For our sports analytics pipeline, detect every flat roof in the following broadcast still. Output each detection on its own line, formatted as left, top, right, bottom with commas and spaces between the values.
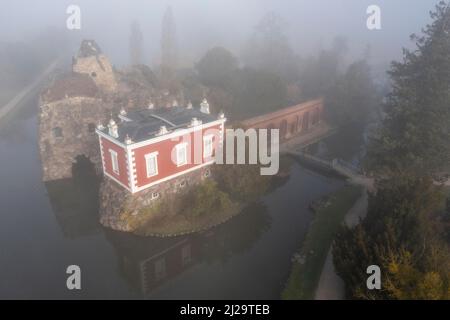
100, 107, 218, 143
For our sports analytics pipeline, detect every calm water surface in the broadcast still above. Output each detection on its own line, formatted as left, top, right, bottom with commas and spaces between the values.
0, 94, 344, 299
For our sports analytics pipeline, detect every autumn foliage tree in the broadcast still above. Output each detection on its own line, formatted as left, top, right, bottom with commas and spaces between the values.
333, 177, 450, 299
333, 1, 450, 300
367, 1, 450, 177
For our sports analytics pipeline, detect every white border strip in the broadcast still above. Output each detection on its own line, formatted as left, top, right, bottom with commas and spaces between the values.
127, 147, 136, 192
104, 170, 132, 192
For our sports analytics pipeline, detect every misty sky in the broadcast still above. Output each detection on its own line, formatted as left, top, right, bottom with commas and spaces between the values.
0, 0, 441, 68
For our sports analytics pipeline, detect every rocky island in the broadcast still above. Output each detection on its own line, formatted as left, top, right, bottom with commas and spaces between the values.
38, 40, 286, 236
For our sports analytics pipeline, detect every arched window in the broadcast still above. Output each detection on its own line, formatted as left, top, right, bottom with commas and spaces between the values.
290, 122, 296, 134
302, 112, 310, 132
151, 192, 160, 200
312, 109, 320, 125
280, 120, 288, 139
52, 127, 63, 138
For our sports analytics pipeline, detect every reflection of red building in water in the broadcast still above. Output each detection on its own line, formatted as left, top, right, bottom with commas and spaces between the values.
96, 99, 226, 194
106, 231, 202, 295
137, 237, 198, 294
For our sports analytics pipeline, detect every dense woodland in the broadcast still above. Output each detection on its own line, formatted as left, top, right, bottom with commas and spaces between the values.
128, 9, 380, 126
189, 14, 380, 125
333, 1, 450, 300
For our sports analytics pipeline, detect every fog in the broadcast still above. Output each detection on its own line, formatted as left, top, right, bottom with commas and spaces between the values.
0, 0, 439, 68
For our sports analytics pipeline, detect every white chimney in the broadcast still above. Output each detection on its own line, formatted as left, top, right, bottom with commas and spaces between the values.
108, 118, 119, 138
124, 134, 133, 144
190, 117, 202, 127
156, 125, 169, 136
97, 121, 105, 130
200, 98, 210, 114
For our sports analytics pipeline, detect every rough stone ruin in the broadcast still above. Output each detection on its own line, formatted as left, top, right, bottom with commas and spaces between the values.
39, 40, 117, 181
39, 40, 189, 181
38, 40, 209, 232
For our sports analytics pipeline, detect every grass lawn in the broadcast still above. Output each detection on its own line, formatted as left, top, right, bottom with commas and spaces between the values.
282, 184, 362, 300
132, 202, 242, 237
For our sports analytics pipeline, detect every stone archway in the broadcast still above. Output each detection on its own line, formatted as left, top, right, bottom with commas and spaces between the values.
267, 123, 275, 139
280, 120, 288, 140
44, 154, 101, 238
289, 121, 296, 135
302, 111, 310, 133
312, 108, 320, 125
38, 96, 111, 181
72, 155, 99, 183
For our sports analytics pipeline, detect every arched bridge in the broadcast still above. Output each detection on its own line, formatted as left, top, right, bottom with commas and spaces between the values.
240, 98, 325, 143
240, 98, 338, 151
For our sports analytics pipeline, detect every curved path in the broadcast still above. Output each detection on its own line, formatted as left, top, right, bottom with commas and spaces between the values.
314, 190, 368, 300
0, 59, 59, 121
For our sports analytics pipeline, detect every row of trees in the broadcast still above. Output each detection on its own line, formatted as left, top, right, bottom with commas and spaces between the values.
128, 9, 379, 127
333, 1, 450, 300
129, 7, 177, 68
195, 46, 288, 120
194, 17, 379, 124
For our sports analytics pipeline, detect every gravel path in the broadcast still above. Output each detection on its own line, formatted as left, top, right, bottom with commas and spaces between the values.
314, 189, 368, 300
0, 60, 58, 121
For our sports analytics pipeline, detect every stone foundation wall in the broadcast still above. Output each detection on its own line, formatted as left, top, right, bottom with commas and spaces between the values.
38, 40, 193, 182
99, 166, 212, 231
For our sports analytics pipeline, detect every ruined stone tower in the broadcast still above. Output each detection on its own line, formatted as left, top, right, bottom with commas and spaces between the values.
72, 40, 117, 92
39, 40, 190, 182
39, 40, 117, 181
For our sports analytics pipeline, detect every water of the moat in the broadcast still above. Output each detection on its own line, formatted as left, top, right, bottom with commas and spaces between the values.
0, 93, 359, 299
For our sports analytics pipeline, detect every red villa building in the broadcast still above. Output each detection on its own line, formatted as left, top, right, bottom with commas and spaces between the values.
96, 99, 226, 194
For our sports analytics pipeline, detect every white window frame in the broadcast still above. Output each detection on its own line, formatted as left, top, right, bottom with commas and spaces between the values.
175, 142, 188, 167
109, 149, 119, 174
145, 152, 159, 178
151, 192, 160, 200
203, 134, 214, 158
